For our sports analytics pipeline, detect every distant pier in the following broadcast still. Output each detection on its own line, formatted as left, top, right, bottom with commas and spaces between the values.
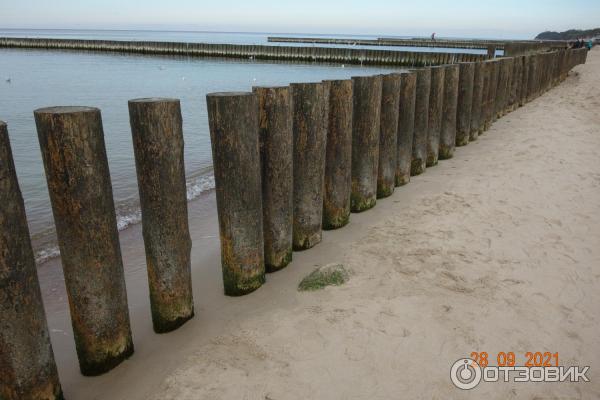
0, 37, 487, 66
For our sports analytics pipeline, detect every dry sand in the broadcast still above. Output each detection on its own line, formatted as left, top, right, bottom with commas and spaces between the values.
42, 47, 600, 399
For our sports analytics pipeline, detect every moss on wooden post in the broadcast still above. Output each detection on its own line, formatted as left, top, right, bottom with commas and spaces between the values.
427, 66, 445, 166
290, 83, 329, 248
411, 68, 431, 175
252, 86, 294, 270
207, 92, 266, 295
351, 75, 382, 211
378, 73, 401, 197
34, 106, 133, 375
439, 64, 459, 159
0, 121, 64, 400
396, 71, 417, 185
456, 62, 474, 147
128, 98, 194, 332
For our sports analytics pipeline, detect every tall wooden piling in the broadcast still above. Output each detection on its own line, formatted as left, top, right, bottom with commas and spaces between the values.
378, 73, 401, 197
351, 75, 382, 211
207, 92, 265, 295
396, 71, 417, 185
34, 107, 133, 375
479, 61, 491, 134
489, 59, 500, 124
470, 61, 485, 141
487, 45, 496, 59
411, 68, 431, 175
252, 86, 294, 269
439, 64, 459, 159
0, 122, 64, 400
456, 62, 474, 146
520, 55, 530, 106
290, 83, 329, 248
427, 66, 445, 166
323, 80, 353, 229
128, 98, 194, 332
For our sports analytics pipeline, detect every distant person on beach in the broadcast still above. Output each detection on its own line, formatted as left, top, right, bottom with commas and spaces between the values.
586, 40, 593, 50
431, 32, 436, 41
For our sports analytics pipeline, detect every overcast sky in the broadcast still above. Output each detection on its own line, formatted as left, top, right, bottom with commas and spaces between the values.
2, 0, 599, 39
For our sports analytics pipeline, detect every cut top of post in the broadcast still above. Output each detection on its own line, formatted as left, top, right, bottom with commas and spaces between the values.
206, 91, 255, 99
128, 97, 180, 104
34, 106, 99, 115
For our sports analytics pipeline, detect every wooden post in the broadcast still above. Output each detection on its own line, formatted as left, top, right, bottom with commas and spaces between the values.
487, 45, 496, 58
479, 61, 491, 134
439, 64, 459, 159
290, 83, 328, 248
0, 121, 64, 400
470, 61, 485, 141
411, 68, 431, 175
323, 80, 353, 229
520, 55, 530, 106
489, 59, 500, 123
252, 86, 294, 269
378, 73, 401, 198
456, 62, 474, 146
34, 106, 133, 375
206, 92, 265, 295
427, 66, 445, 166
351, 75, 382, 211
396, 71, 417, 185
128, 98, 194, 332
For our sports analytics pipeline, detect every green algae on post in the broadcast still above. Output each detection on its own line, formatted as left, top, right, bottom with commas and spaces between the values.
128, 98, 194, 333
207, 92, 266, 296
34, 106, 134, 376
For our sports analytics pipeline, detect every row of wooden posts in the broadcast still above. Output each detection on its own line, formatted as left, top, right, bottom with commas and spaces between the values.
0, 37, 487, 67
0, 46, 588, 399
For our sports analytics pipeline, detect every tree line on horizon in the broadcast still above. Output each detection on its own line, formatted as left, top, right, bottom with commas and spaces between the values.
536, 28, 600, 40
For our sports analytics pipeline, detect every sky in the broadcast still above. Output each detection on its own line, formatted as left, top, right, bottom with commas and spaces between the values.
1, 0, 599, 40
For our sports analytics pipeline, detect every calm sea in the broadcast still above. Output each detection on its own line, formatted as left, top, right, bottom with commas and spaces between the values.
0, 29, 422, 263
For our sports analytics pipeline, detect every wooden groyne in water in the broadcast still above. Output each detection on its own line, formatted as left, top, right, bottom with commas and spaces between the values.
0, 37, 486, 66
0, 45, 588, 398
269, 36, 505, 50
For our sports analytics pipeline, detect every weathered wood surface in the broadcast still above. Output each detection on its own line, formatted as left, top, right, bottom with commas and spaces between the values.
427, 66, 445, 166
411, 68, 431, 175
0, 121, 64, 400
378, 73, 401, 197
439, 64, 459, 159
291, 83, 329, 248
456, 62, 474, 146
128, 98, 194, 332
34, 106, 134, 375
470, 61, 485, 141
323, 80, 353, 229
351, 75, 382, 211
253, 86, 294, 270
207, 92, 266, 295
396, 71, 417, 185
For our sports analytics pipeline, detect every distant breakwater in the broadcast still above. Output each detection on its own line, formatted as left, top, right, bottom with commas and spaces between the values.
0, 37, 487, 67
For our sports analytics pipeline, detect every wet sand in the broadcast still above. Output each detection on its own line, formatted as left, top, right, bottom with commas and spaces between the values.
41, 47, 600, 399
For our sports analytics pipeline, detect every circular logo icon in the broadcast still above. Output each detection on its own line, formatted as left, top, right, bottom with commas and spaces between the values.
450, 358, 482, 390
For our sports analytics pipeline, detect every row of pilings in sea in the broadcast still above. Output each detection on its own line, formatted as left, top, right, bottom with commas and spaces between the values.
0, 47, 588, 399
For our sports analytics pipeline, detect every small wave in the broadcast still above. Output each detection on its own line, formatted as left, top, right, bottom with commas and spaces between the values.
34, 170, 215, 265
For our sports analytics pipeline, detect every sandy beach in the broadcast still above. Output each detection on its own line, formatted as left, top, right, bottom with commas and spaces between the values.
39, 47, 600, 399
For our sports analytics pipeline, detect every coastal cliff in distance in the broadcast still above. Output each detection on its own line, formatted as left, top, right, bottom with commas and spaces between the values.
536, 28, 600, 40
